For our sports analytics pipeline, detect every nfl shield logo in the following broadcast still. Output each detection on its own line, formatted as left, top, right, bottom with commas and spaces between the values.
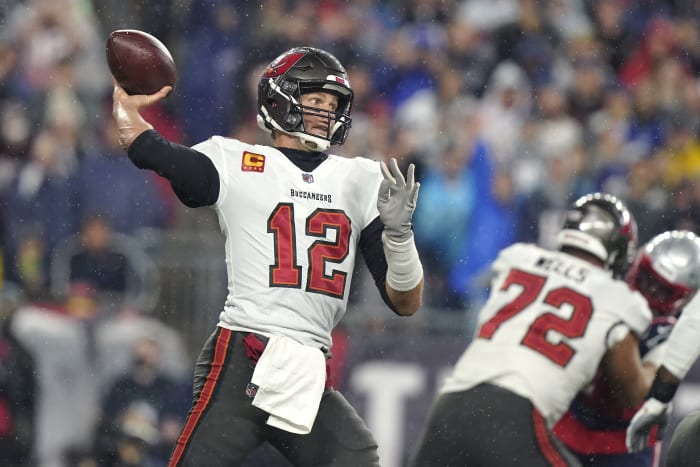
302, 173, 314, 183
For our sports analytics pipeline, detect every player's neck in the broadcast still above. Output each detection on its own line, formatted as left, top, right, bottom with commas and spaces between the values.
277, 147, 328, 172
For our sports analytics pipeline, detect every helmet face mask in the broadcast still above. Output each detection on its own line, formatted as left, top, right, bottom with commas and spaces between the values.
626, 230, 700, 316
556, 193, 638, 278
257, 47, 353, 151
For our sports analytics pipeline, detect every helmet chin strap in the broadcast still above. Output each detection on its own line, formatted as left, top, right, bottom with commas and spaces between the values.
298, 134, 330, 151
296, 120, 343, 152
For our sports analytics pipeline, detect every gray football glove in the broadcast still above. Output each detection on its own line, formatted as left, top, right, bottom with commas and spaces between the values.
626, 398, 671, 453
377, 158, 420, 242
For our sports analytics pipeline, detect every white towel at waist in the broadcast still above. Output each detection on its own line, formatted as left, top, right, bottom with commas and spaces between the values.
251, 334, 326, 434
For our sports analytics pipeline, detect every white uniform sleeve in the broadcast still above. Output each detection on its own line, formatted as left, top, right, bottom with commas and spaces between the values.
642, 341, 668, 367
606, 322, 632, 349
603, 285, 651, 349
491, 243, 521, 275
661, 293, 700, 379
358, 158, 383, 229
620, 289, 653, 337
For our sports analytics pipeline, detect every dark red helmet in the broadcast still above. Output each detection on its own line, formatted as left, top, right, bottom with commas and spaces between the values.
257, 46, 353, 151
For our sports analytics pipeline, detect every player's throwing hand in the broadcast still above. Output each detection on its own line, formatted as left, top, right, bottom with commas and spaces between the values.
112, 81, 172, 150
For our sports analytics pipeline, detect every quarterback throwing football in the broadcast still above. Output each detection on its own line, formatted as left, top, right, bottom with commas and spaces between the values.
111, 46, 423, 467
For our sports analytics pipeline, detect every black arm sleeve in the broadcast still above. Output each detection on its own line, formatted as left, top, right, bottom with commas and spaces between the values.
127, 129, 220, 207
359, 216, 399, 314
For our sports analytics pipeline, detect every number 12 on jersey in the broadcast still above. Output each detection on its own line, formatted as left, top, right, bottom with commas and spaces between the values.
478, 269, 593, 367
267, 203, 351, 299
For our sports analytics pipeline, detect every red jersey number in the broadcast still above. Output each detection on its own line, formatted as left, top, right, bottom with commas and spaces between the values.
268, 203, 351, 299
478, 269, 593, 367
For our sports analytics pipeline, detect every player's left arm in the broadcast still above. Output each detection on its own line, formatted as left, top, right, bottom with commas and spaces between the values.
376, 158, 423, 316
601, 330, 657, 409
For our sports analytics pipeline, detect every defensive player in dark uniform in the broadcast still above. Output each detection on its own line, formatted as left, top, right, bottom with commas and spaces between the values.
111, 47, 424, 466
554, 230, 700, 466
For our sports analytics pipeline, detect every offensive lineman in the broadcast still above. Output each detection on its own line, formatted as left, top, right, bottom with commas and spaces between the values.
555, 230, 700, 466
409, 193, 657, 467
110, 46, 424, 466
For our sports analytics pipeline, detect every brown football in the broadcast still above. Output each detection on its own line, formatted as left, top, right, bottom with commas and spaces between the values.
106, 29, 177, 96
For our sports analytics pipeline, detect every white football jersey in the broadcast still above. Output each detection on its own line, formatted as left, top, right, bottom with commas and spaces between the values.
441, 243, 652, 427
192, 136, 383, 349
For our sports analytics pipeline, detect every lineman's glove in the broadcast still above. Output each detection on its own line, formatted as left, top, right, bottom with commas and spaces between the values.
377, 158, 420, 241
626, 398, 671, 453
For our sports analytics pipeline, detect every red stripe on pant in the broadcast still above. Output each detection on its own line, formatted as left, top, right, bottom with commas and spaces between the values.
532, 408, 568, 467
554, 410, 659, 454
168, 328, 232, 466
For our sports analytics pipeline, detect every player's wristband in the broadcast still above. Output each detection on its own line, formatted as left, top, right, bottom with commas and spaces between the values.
382, 232, 423, 292
647, 376, 679, 404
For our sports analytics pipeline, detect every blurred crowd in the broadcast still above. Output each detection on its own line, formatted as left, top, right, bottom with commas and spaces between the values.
2, 0, 700, 465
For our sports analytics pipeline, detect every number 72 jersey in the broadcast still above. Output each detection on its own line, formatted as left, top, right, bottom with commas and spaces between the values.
192, 136, 383, 350
441, 243, 652, 427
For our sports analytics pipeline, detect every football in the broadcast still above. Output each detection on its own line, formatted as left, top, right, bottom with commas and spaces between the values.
106, 29, 177, 96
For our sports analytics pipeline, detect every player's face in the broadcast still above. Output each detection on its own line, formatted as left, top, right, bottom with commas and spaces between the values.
300, 92, 339, 139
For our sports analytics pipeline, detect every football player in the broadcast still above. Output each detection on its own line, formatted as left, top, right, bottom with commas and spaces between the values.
627, 264, 700, 463
554, 230, 700, 466
111, 46, 424, 466
409, 193, 658, 467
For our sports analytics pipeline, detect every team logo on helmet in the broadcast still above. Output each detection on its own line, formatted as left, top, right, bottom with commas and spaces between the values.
262, 52, 305, 78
